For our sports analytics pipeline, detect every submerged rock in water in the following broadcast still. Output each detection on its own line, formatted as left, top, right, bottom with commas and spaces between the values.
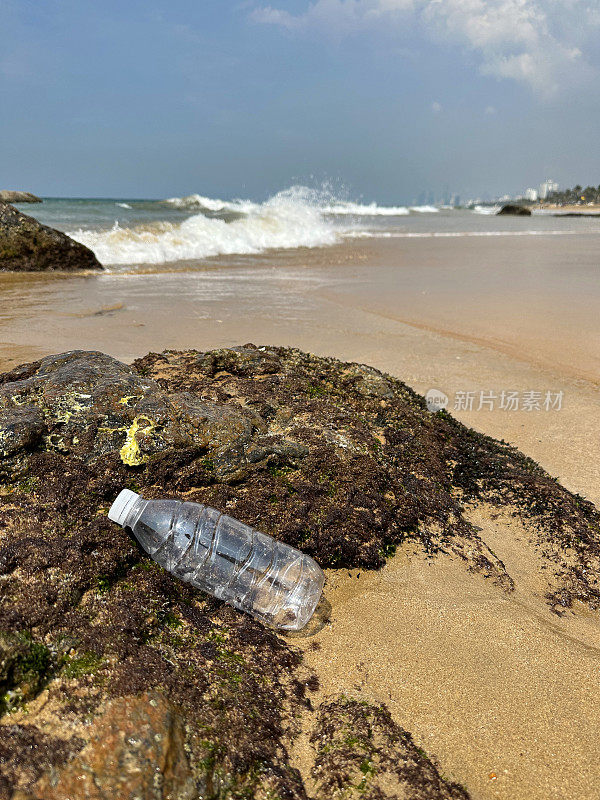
0, 202, 102, 271
497, 203, 532, 216
0, 191, 41, 204
1, 344, 599, 797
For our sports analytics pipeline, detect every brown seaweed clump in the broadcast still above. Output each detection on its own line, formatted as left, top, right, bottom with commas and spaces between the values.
311, 696, 469, 800
0, 344, 598, 797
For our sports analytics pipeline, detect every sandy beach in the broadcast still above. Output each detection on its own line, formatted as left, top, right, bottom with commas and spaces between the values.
292, 505, 600, 800
1, 229, 599, 799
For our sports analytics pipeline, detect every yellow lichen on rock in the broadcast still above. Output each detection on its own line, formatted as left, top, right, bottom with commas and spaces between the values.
118, 395, 142, 407
119, 415, 155, 466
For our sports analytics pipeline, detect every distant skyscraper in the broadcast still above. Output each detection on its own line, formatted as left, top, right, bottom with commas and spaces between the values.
539, 179, 558, 199
525, 188, 539, 201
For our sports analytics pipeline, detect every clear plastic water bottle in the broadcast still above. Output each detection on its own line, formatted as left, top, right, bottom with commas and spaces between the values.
108, 490, 325, 631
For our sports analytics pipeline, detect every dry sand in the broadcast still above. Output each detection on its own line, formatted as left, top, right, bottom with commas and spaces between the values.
291, 507, 600, 800
1, 235, 599, 798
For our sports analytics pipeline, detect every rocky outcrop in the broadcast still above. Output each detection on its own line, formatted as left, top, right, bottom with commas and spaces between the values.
0, 345, 599, 797
497, 204, 532, 216
0, 191, 41, 204
0, 202, 102, 271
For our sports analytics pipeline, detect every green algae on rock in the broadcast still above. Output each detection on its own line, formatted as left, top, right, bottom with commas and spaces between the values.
0, 632, 53, 714
0, 202, 101, 271
1, 344, 600, 798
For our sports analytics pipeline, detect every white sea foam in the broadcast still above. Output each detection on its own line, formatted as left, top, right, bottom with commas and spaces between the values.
320, 200, 410, 216
165, 191, 412, 217
329, 202, 440, 215
69, 188, 339, 265
68, 186, 575, 268
163, 188, 442, 218
163, 193, 258, 214
471, 204, 501, 215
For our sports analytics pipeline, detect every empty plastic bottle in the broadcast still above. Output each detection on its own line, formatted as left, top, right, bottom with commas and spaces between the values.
108, 490, 325, 631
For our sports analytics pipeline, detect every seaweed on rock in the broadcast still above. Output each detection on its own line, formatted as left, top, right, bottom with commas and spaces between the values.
0, 344, 598, 797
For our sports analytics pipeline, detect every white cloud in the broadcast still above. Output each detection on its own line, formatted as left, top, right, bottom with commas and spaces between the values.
431, 101, 443, 112
251, 0, 600, 95
252, 0, 414, 34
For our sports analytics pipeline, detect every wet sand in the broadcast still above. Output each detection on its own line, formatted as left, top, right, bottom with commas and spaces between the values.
2, 235, 599, 385
1, 235, 598, 504
1, 234, 600, 798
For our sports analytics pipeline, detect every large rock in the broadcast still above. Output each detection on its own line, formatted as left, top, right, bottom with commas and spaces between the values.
497, 203, 532, 216
13, 693, 196, 800
0, 202, 102, 271
0, 345, 599, 797
0, 191, 41, 204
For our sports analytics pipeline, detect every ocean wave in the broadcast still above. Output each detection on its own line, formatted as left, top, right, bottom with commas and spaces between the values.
471, 205, 501, 215
163, 193, 258, 214
69, 188, 339, 265
164, 191, 413, 218
164, 188, 445, 219
115, 202, 132, 209
320, 201, 410, 216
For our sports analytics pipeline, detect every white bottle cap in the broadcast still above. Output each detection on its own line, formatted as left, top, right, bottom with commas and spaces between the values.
108, 489, 140, 527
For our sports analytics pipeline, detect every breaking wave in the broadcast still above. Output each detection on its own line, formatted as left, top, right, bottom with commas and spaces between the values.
409, 204, 439, 213
69, 188, 339, 266
162, 191, 423, 217
162, 193, 258, 215
68, 186, 444, 266
471, 205, 501, 215
320, 200, 410, 216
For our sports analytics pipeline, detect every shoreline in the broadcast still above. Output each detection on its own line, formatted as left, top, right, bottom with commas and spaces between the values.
1, 235, 598, 508
1, 232, 599, 383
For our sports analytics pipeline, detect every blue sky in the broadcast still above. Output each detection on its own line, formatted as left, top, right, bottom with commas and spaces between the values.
1, 0, 599, 202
